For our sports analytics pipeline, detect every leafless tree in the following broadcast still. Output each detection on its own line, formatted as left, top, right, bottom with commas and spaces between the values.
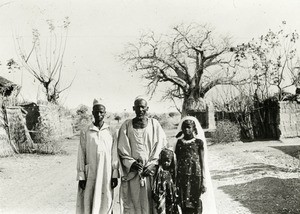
235, 22, 300, 101
15, 17, 73, 104
120, 23, 245, 116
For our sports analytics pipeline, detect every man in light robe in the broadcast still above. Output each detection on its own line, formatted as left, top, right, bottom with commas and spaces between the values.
76, 99, 119, 214
118, 97, 167, 214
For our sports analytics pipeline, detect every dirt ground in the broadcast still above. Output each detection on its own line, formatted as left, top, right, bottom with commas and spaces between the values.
1, 135, 300, 214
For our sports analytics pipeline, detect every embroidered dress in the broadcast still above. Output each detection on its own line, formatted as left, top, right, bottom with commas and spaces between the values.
152, 166, 181, 214
169, 116, 217, 214
175, 138, 204, 214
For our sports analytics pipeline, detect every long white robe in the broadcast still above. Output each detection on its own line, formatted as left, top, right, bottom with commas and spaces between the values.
118, 118, 167, 214
76, 123, 119, 214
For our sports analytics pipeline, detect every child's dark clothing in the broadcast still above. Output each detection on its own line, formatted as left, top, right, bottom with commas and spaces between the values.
175, 138, 204, 214
152, 166, 181, 214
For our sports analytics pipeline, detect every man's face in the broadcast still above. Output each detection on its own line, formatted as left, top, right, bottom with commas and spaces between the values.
133, 99, 148, 119
92, 105, 106, 124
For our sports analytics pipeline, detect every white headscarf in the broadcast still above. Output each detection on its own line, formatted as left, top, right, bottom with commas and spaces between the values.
175, 116, 218, 214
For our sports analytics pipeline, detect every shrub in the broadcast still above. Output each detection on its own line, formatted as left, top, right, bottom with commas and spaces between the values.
74, 105, 92, 132
155, 113, 176, 130
211, 120, 240, 144
168, 112, 176, 118
32, 116, 63, 154
114, 114, 122, 123
34, 140, 65, 155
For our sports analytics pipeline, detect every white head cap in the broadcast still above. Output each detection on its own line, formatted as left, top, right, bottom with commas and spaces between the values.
134, 95, 148, 103
93, 98, 105, 107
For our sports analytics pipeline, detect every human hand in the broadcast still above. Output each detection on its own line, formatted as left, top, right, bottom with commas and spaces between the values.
142, 164, 157, 176
130, 161, 143, 172
111, 178, 118, 189
79, 180, 86, 190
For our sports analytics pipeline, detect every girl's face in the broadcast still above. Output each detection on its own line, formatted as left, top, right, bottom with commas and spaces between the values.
161, 156, 172, 170
182, 120, 194, 138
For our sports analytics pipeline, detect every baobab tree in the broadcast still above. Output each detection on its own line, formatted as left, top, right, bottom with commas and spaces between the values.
121, 23, 244, 116
15, 17, 73, 104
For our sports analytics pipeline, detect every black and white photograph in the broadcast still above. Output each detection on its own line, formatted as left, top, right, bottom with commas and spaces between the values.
1, 0, 300, 213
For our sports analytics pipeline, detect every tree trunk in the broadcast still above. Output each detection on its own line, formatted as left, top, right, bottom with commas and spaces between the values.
181, 96, 189, 117
181, 88, 206, 117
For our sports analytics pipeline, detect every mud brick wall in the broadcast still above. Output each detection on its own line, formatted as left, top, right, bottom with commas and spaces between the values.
279, 101, 300, 138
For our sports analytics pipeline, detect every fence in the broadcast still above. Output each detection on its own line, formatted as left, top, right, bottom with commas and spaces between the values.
279, 101, 300, 138
215, 99, 280, 140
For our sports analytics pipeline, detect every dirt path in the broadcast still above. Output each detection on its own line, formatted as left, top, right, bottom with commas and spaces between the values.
209, 139, 300, 214
0, 138, 78, 214
1, 137, 300, 214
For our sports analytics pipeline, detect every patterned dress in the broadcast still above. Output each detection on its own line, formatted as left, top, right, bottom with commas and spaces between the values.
152, 166, 181, 214
175, 138, 204, 214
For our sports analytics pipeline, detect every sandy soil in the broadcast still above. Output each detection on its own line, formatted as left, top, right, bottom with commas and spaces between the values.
1, 136, 300, 214
210, 139, 300, 214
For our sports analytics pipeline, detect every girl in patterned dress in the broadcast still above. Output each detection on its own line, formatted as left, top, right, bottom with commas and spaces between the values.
173, 116, 217, 214
152, 148, 181, 214
175, 118, 206, 214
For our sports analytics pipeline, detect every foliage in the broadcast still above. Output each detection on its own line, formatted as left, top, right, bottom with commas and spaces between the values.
114, 114, 122, 123
149, 113, 177, 130
74, 104, 91, 132
123, 112, 130, 119
29, 102, 73, 154
213, 23, 300, 140
14, 17, 73, 104
168, 112, 177, 117
76, 105, 89, 115
234, 22, 300, 101
32, 117, 63, 154
6, 58, 20, 71
211, 120, 240, 144
121, 23, 245, 115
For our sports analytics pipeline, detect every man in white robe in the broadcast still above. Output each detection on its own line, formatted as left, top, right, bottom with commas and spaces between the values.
76, 99, 119, 214
118, 97, 167, 214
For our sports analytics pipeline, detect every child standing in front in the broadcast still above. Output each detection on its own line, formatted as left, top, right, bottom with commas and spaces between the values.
152, 148, 181, 214
175, 117, 207, 214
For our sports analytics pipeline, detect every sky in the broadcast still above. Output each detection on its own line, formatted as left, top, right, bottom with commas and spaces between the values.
1, 0, 300, 113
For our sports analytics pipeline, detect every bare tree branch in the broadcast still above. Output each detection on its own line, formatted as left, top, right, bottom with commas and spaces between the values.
120, 23, 244, 115
14, 18, 73, 104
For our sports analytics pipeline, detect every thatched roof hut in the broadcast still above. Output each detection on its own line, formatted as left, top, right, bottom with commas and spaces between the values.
0, 76, 32, 156
0, 108, 16, 156
0, 76, 21, 107
0, 76, 21, 97
6, 107, 35, 153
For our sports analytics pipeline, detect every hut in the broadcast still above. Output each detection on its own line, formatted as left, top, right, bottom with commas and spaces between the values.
0, 76, 21, 156
0, 107, 16, 156
0, 76, 21, 106
0, 76, 34, 156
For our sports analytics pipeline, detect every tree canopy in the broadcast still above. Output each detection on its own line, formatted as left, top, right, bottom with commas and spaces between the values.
121, 23, 244, 115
